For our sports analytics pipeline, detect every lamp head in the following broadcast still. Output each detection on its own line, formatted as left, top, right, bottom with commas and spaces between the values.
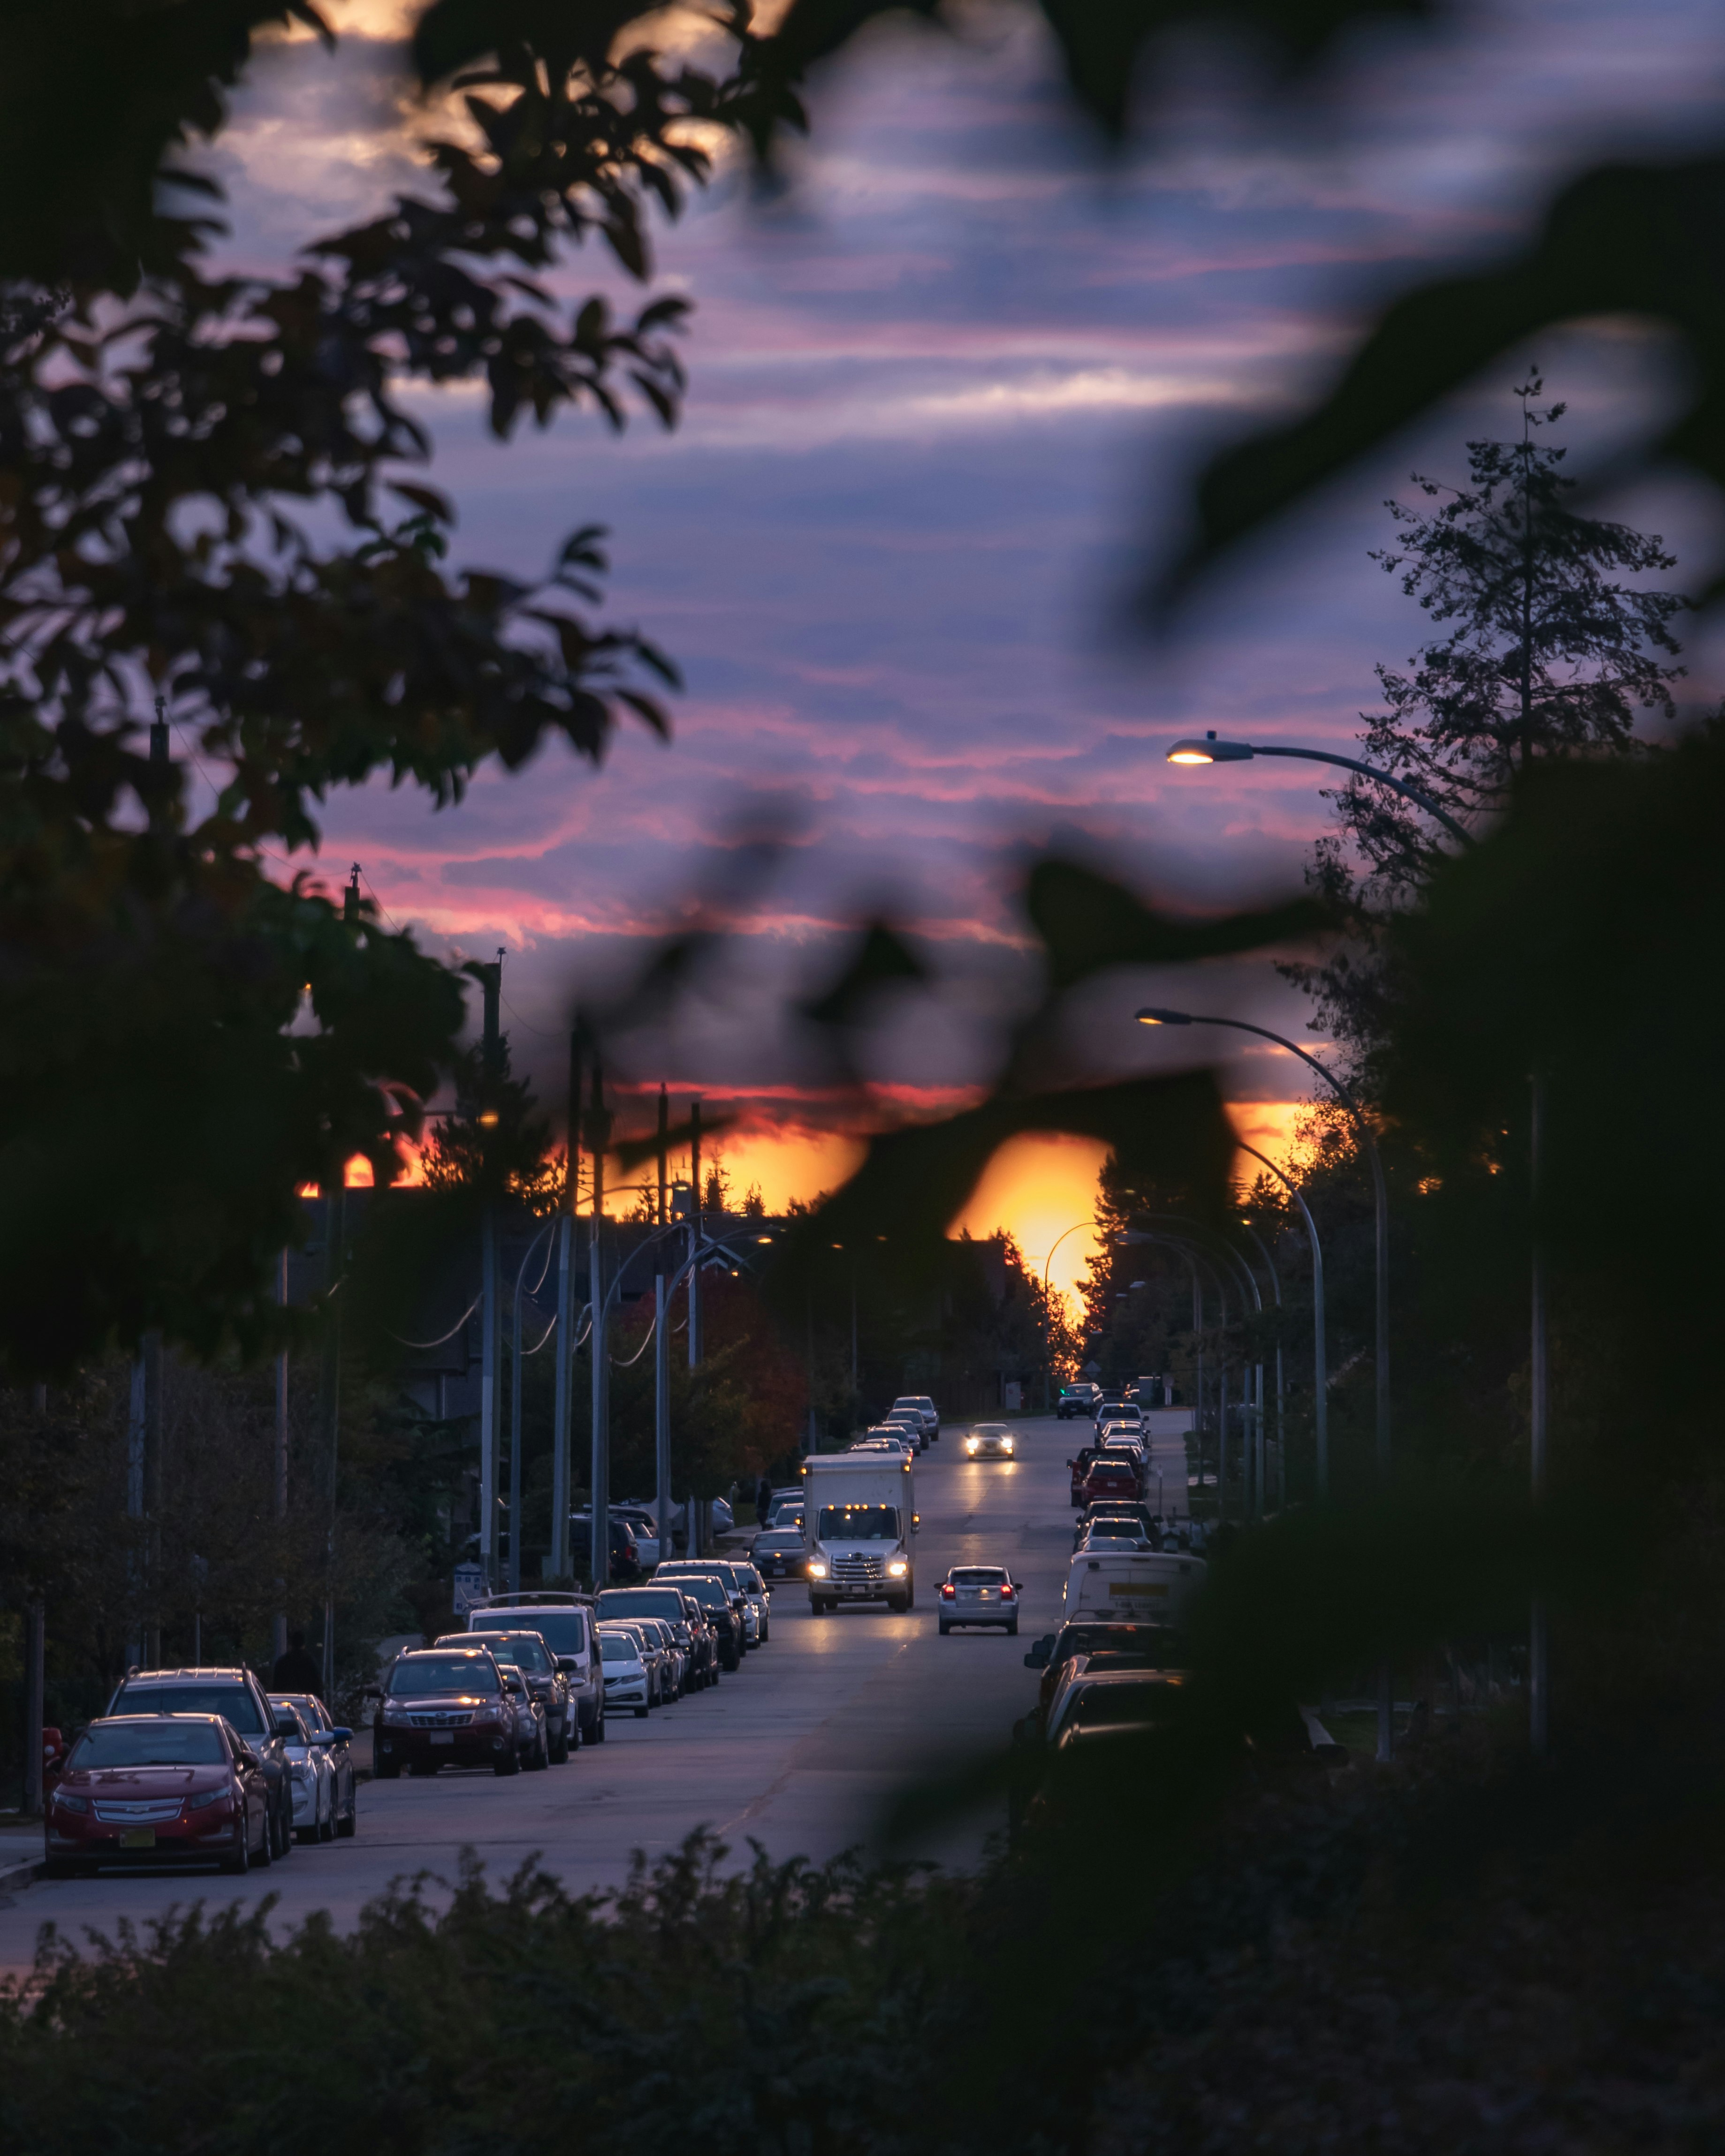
1135, 1007, 1192, 1026
1167, 731, 1254, 766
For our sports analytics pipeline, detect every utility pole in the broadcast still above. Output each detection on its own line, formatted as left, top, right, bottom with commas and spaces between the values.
137, 698, 172, 1669
654, 1086, 671, 1567
315, 867, 363, 1701
1530, 1070, 1549, 1754
478, 953, 503, 1591
273, 1248, 289, 1666
588, 1058, 611, 1587
688, 1097, 703, 1366
550, 1030, 581, 1582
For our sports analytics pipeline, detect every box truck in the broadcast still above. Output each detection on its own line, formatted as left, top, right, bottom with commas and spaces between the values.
801, 1450, 918, 1613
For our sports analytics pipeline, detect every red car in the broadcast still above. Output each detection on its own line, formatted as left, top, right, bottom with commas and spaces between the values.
44, 1713, 273, 1877
1076, 1456, 1143, 1510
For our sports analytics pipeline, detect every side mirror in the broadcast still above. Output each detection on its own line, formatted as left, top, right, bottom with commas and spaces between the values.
328, 1727, 354, 1744
274, 1718, 300, 1739
238, 1744, 260, 1769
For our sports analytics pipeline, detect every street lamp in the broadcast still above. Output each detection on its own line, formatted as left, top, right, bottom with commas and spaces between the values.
1237, 1140, 1329, 1502
1165, 732, 1474, 848
1138, 1004, 1395, 1761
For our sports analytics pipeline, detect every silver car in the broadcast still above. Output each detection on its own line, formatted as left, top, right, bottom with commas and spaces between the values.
937, 1564, 1023, 1635
596, 1624, 652, 1716
964, 1423, 1017, 1461
270, 1697, 337, 1843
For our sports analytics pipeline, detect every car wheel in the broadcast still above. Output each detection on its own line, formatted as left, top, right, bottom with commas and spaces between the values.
549, 1730, 570, 1765
219, 1814, 250, 1875
494, 1745, 522, 1777
336, 1799, 357, 1838
592, 1711, 607, 1743
44, 1856, 91, 1880
410, 1760, 440, 1778
812, 1598, 829, 1617
527, 1727, 550, 1770
633, 1704, 650, 1719
296, 1822, 319, 1845
271, 1799, 291, 1859
373, 1757, 402, 1780
887, 1594, 908, 1614
254, 1804, 273, 1868
1006, 1620, 1019, 1636
938, 1619, 950, 1635
319, 1795, 335, 1840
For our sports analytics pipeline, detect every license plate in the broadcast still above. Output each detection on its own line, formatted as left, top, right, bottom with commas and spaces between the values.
977, 1590, 994, 1600
430, 1732, 455, 1745
120, 1827, 156, 1849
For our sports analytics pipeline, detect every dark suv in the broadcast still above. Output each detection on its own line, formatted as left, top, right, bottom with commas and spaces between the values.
652, 1572, 740, 1671
593, 1587, 714, 1690
374, 1645, 532, 1776
435, 1630, 570, 1762
104, 1666, 294, 1860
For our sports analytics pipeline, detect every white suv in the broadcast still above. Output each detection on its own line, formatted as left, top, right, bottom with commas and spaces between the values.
889, 1395, 940, 1443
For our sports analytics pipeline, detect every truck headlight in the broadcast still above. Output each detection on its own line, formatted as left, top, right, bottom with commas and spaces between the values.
887, 1559, 909, 1577
808, 1561, 828, 1578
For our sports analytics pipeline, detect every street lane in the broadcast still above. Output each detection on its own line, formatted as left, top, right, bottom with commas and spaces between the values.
0, 1414, 1117, 1969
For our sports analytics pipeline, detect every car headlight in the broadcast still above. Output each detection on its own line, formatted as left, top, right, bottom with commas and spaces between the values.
185, 1784, 233, 1813
381, 1699, 409, 1722
1003, 1440, 1015, 1454
808, 1561, 828, 1578
887, 1559, 909, 1577
52, 1789, 89, 1814
965, 1439, 978, 1453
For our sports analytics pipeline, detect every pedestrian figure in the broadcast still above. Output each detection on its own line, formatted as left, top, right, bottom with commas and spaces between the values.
272, 1627, 323, 1699
755, 1474, 772, 1527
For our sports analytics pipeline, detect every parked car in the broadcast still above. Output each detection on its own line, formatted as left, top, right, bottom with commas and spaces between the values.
766, 1486, 805, 1527
1076, 1455, 1144, 1509
881, 1410, 928, 1453
964, 1423, 1017, 1460
658, 1560, 759, 1648
373, 1645, 538, 1777
595, 1587, 711, 1689
1092, 1389, 1126, 1420
569, 1513, 642, 1581
270, 1689, 358, 1835
889, 1394, 941, 1441
1021, 1619, 1184, 1715
435, 1630, 571, 1762
751, 1524, 808, 1581
1047, 1668, 1187, 1745
1071, 1502, 1161, 1550
268, 1695, 337, 1842
44, 1713, 272, 1877
1067, 1444, 1109, 1504
466, 1594, 603, 1746
1075, 1517, 1156, 1554
649, 1570, 741, 1670
105, 1665, 294, 1859
937, 1565, 1023, 1635
612, 1503, 664, 1566
733, 1561, 772, 1643
1056, 1382, 1099, 1420
595, 1623, 653, 1716
640, 1616, 687, 1696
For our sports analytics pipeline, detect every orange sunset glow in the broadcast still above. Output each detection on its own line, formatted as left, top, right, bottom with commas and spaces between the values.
334, 1101, 1309, 1316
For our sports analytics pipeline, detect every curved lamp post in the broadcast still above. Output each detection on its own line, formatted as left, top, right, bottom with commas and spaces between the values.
1238, 1140, 1328, 1502
1137, 1216, 1264, 1518
1138, 1005, 1395, 1761
1166, 732, 1475, 848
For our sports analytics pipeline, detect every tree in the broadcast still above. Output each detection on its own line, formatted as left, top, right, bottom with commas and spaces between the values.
0, 2, 791, 1374
1286, 380, 1686, 1069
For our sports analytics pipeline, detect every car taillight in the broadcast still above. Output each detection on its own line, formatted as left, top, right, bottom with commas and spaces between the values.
940, 1583, 955, 1599
1001, 1584, 1016, 1599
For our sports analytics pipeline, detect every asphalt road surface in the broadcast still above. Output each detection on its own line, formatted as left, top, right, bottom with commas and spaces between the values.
0, 1410, 1194, 1971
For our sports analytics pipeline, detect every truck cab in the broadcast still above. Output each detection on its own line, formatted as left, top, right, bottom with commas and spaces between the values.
802, 1452, 918, 1613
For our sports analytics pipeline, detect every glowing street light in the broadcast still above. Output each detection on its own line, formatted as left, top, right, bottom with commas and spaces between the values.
1165, 731, 1473, 846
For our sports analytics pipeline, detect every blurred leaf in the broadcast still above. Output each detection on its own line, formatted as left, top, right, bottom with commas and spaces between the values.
1163, 156, 1725, 600
800, 920, 927, 1029
1027, 858, 1330, 990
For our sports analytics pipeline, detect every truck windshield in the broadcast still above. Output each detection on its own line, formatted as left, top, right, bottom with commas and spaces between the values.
469, 1610, 587, 1656
817, 1505, 900, 1539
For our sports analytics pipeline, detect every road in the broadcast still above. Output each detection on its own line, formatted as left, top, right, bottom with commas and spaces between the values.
0, 1410, 1193, 1972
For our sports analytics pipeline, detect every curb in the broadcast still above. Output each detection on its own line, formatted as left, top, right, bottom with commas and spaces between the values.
0, 1852, 44, 1895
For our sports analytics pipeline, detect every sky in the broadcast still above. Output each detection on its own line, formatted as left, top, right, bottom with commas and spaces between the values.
206, 0, 1725, 1311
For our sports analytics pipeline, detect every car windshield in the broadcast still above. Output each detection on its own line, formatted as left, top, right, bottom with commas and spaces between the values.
1070, 1684, 1174, 1729
738, 1569, 765, 1591
471, 1610, 587, 1656
1087, 1522, 1145, 1540
973, 1426, 1010, 1438
1056, 1625, 1177, 1665
599, 1635, 640, 1664
272, 1693, 328, 1731
675, 1578, 728, 1609
457, 1635, 550, 1674
597, 1589, 688, 1623
952, 1568, 1006, 1585
388, 1655, 500, 1697
71, 1719, 229, 1768
817, 1505, 900, 1539
114, 1683, 265, 1733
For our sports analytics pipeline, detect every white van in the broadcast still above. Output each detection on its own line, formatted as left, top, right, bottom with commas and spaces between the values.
1061, 1549, 1206, 1627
